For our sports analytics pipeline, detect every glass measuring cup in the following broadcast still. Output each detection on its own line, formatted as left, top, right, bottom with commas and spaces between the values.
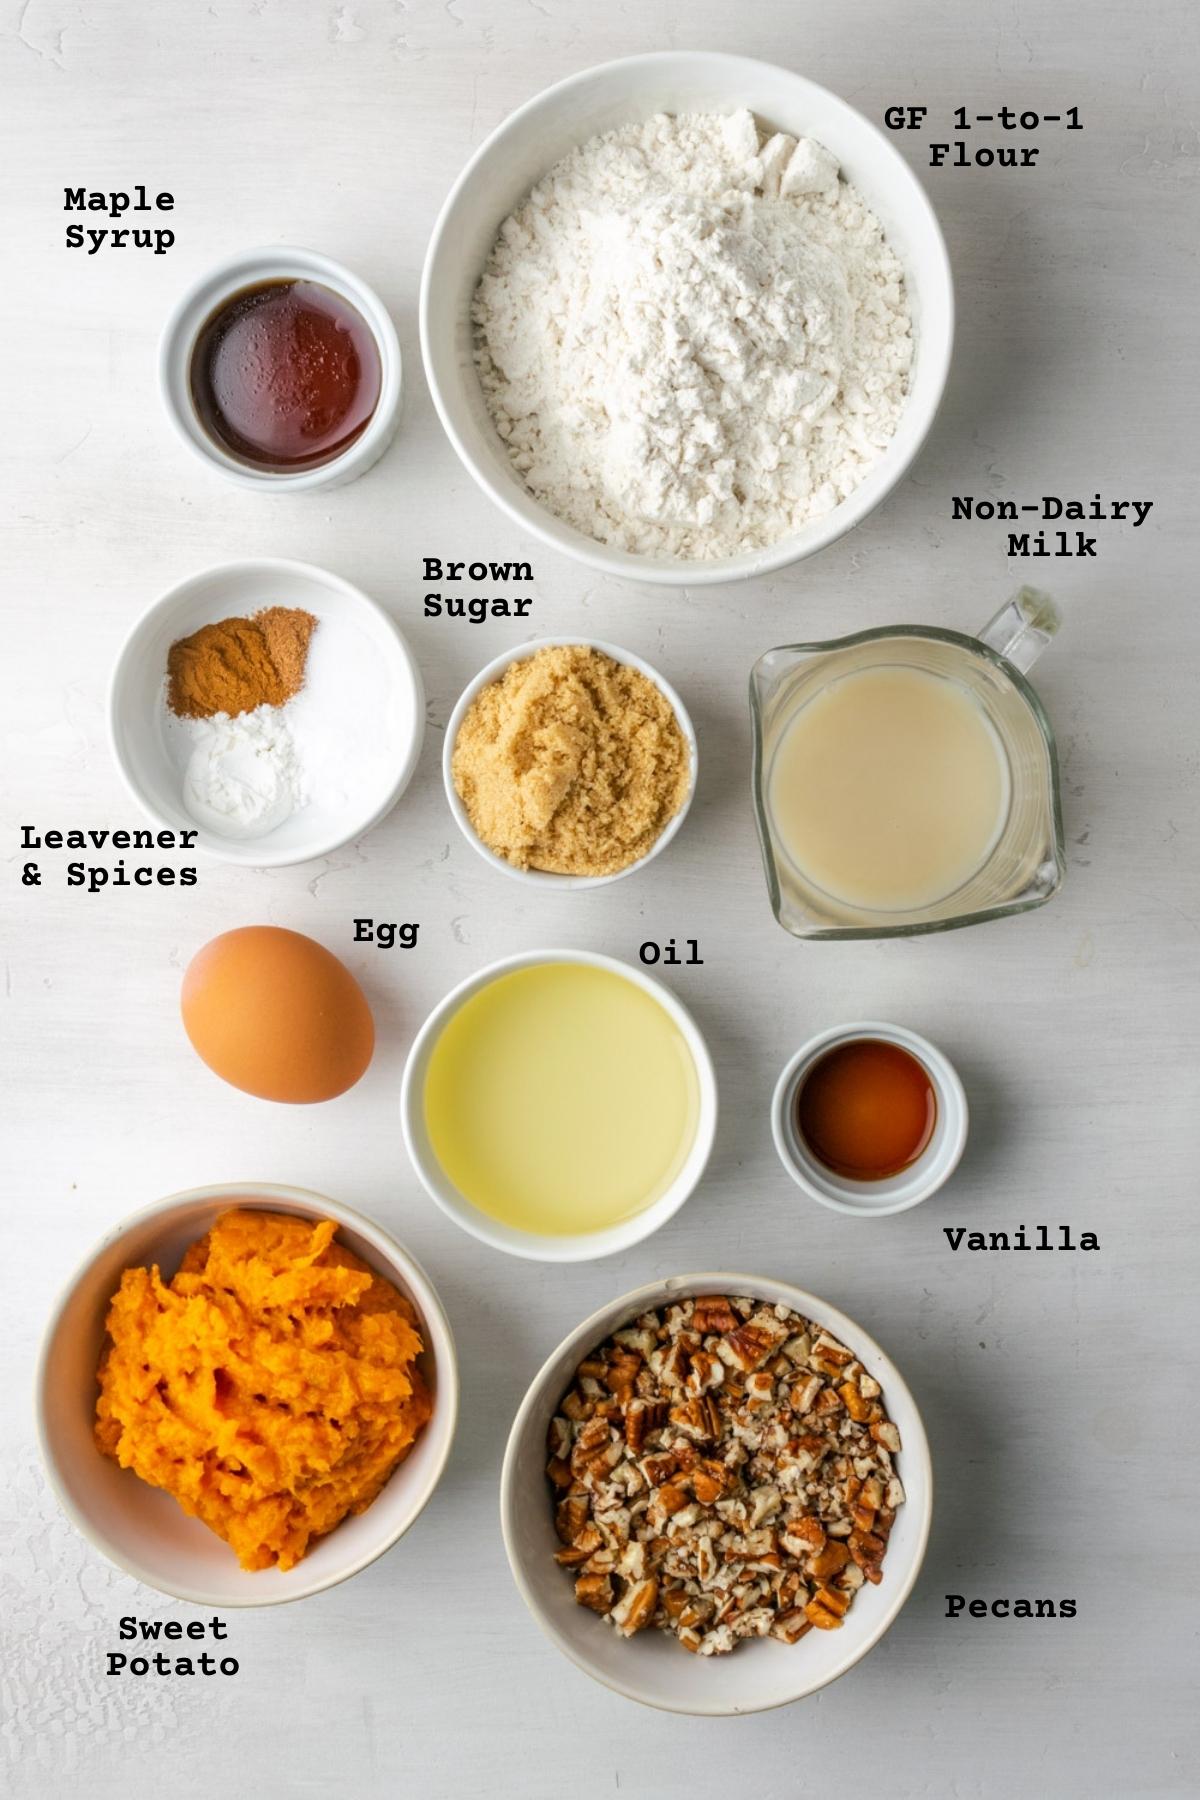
750, 588, 1065, 939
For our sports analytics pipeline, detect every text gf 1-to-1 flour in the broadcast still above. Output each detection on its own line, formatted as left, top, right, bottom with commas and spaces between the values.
474, 110, 913, 561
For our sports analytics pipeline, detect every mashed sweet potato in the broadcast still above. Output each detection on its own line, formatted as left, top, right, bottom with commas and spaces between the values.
95, 1209, 433, 1571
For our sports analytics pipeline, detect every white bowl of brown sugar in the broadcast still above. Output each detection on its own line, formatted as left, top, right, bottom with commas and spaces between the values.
110, 559, 425, 869
443, 638, 698, 888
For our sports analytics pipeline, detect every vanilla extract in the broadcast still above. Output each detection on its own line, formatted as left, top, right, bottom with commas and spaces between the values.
943, 1224, 1099, 1251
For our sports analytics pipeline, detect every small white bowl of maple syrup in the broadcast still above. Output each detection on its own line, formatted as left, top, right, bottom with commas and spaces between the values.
771, 1021, 968, 1216
159, 245, 403, 491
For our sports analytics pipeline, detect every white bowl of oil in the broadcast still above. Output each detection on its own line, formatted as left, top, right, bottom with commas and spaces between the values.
400, 950, 717, 1262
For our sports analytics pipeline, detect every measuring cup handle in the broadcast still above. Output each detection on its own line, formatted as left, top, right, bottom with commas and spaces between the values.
976, 586, 1061, 674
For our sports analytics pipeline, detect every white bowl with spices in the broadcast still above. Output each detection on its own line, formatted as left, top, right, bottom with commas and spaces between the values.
110, 558, 424, 869
501, 1273, 933, 1713
443, 638, 698, 888
421, 52, 953, 586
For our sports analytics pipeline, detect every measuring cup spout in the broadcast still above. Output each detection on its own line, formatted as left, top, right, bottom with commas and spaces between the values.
976, 586, 1061, 674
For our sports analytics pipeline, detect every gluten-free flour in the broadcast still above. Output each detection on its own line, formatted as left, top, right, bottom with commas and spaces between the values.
474, 110, 912, 560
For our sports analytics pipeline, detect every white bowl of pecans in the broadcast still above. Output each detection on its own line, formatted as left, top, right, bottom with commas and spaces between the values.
501, 1274, 932, 1714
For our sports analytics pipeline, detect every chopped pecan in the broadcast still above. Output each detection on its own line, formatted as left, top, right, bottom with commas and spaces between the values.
789, 1373, 824, 1413
604, 1348, 643, 1407
804, 1600, 845, 1630
849, 1529, 886, 1583
611, 1577, 658, 1636
669, 1394, 721, 1442
688, 1459, 731, 1505
782, 1515, 825, 1556
574, 1572, 614, 1614
691, 1295, 741, 1336
553, 1524, 603, 1567
771, 1608, 813, 1643
839, 1380, 873, 1423
571, 1416, 621, 1480
547, 1416, 571, 1461
806, 1540, 851, 1581
686, 1348, 725, 1394
717, 1323, 778, 1372
555, 1490, 589, 1544
547, 1295, 905, 1657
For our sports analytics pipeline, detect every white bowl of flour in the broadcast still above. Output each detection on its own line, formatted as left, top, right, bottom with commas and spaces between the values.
110, 560, 425, 868
421, 53, 952, 586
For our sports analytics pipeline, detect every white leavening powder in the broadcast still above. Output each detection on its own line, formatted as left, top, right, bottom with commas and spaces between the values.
181, 706, 303, 838
473, 110, 913, 560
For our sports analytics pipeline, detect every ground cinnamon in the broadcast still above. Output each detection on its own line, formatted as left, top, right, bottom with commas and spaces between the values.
167, 607, 317, 719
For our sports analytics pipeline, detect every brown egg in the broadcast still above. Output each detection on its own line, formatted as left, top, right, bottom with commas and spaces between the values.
181, 926, 375, 1103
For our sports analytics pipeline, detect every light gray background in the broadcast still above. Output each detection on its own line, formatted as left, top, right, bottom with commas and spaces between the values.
2, 1, 1197, 1795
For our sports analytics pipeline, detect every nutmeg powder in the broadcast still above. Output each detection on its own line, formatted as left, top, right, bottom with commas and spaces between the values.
167, 607, 317, 720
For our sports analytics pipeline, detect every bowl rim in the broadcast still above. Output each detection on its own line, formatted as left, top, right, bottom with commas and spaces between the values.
35, 1181, 460, 1607
441, 635, 699, 888
399, 949, 718, 1262
770, 1021, 970, 1215
107, 555, 426, 869
419, 50, 954, 587
499, 1270, 934, 1713
158, 244, 403, 491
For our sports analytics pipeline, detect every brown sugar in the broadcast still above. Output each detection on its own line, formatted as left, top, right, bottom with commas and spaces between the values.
166, 606, 317, 719
451, 644, 691, 877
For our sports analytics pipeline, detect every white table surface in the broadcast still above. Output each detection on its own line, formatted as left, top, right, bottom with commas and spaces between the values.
3, 1, 1197, 1794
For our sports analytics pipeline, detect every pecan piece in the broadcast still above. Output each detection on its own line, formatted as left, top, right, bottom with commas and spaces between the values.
789, 1374, 823, 1414
547, 1416, 571, 1461
669, 1394, 721, 1443
782, 1515, 825, 1557
624, 1397, 651, 1453
838, 1380, 873, 1423
555, 1490, 589, 1544
612, 1577, 658, 1637
546, 1455, 573, 1490
717, 1322, 778, 1372
805, 1585, 851, 1629
604, 1348, 642, 1407
571, 1416, 621, 1481
574, 1572, 614, 1614
686, 1348, 725, 1394
771, 1609, 813, 1644
553, 1524, 603, 1567
849, 1528, 887, 1583
806, 1540, 851, 1581
688, 1458, 731, 1505
691, 1295, 740, 1336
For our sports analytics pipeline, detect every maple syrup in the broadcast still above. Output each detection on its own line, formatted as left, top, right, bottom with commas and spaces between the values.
190, 279, 381, 471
